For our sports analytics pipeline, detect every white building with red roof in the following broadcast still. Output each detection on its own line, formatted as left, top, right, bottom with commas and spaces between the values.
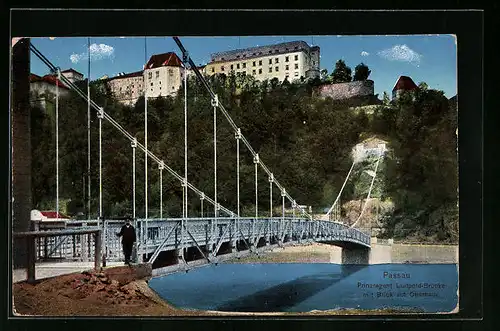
104, 51, 186, 105
143, 52, 185, 99
30, 72, 71, 97
392, 75, 418, 99
31, 209, 71, 229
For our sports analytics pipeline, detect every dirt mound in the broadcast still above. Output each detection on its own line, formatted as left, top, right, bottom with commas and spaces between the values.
53, 269, 148, 303
12, 267, 179, 316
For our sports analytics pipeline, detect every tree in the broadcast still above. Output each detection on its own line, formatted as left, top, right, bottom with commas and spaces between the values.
320, 69, 329, 82
378, 83, 457, 242
353, 63, 371, 81
330, 59, 352, 83
382, 91, 391, 105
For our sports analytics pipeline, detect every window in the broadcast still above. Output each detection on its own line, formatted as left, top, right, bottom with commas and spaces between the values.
231, 64, 234, 70
151, 82, 153, 86
269, 59, 272, 65
294, 46, 298, 50
148, 72, 152, 79
295, 63, 299, 69
243, 54, 246, 57
285, 75, 289, 80
275, 49, 279, 53
237, 63, 240, 69
269, 50, 272, 54
259, 68, 262, 74
295, 55, 299, 61
242, 63, 246, 68
313, 61, 316, 65
172, 86, 175, 90
211, 67, 215, 73
221, 66, 225, 71
259, 60, 262, 66
275, 66, 279, 72
221, 57, 225, 60
168, 69, 173, 76
268, 67, 272, 73
252, 69, 256, 75
237, 55, 240, 58
156, 70, 159, 78
151, 88, 153, 91
275, 58, 279, 63
159, 87, 161, 90
294, 72, 299, 77
285, 56, 289, 62
253, 61, 256, 67
285, 65, 289, 70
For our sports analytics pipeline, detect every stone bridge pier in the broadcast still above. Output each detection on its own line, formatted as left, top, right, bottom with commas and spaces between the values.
320, 240, 371, 264
341, 245, 370, 264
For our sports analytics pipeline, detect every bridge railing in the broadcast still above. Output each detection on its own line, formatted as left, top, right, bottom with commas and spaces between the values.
13, 228, 102, 283
23, 217, 370, 265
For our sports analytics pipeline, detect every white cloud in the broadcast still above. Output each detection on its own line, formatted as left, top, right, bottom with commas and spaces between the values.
361, 51, 370, 56
70, 43, 115, 64
377, 44, 422, 64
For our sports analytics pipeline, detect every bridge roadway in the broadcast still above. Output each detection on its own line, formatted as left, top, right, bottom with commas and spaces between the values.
33, 218, 371, 275
107, 218, 370, 265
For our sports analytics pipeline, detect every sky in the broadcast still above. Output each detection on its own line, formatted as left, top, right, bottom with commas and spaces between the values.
29, 35, 457, 98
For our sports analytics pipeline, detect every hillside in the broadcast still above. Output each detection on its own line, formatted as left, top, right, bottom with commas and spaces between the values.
29, 73, 458, 243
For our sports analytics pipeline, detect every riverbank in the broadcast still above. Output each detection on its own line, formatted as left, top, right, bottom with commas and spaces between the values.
13, 267, 181, 316
227, 242, 458, 264
229, 243, 333, 264
13, 266, 419, 316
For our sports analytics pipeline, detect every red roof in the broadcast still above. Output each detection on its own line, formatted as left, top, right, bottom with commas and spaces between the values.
393, 76, 418, 91
145, 52, 183, 69
30, 73, 42, 82
41, 74, 69, 89
40, 211, 70, 219
31, 72, 69, 89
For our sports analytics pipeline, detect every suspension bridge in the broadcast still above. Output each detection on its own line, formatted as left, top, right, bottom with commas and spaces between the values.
14, 37, 386, 277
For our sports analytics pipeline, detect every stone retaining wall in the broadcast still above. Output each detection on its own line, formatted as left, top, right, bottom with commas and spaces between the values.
318, 80, 374, 100
328, 242, 458, 264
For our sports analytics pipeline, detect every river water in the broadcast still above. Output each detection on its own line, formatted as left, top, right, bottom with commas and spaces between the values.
148, 263, 458, 313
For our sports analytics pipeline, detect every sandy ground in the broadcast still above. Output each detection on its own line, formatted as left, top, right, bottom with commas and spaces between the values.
231, 243, 338, 263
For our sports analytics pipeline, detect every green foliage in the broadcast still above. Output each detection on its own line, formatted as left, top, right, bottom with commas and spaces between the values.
30, 74, 458, 243
320, 69, 330, 83
330, 60, 352, 83
353, 63, 371, 81
371, 87, 458, 243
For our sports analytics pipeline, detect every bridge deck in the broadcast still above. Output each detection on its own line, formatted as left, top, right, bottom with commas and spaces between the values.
31, 218, 370, 266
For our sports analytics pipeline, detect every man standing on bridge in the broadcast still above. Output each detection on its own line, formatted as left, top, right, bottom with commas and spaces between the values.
116, 219, 136, 265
